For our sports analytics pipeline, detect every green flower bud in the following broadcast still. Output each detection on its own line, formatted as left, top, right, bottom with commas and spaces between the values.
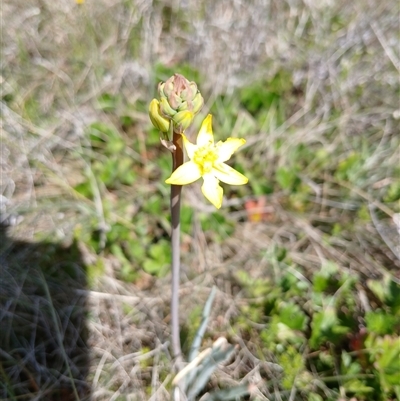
172, 110, 194, 132
177, 101, 188, 112
149, 99, 170, 133
192, 92, 204, 115
154, 74, 203, 132
160, 97, 177, 117
160, 79, 174, 98
158, 82, 166, 98
188, 82, 198, 100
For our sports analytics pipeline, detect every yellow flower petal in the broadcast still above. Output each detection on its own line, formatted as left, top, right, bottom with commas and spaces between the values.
212, 163, 249, 185
181, 134, 197, 160
165, 161, 201, 185
196, 114, 214, 147
201, 174, 223, 209
216, 138, 246, 163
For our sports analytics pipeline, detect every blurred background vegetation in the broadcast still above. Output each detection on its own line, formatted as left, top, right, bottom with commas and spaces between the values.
1, 0, 399, 400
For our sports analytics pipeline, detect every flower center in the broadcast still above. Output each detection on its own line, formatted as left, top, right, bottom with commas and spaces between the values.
193, 145, 218, 174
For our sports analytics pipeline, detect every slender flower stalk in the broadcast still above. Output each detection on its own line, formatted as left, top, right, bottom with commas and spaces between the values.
170, 130, 184, 368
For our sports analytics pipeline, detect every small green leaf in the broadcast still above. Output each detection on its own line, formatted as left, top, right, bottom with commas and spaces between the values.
276, 167, 299, 190
96, 93, 119, 112
74, 180, 93, 199
308, 393, 323, 401
365, 310, 397, 335
116, 157, 136, 185
143, 258, 162, 275
111, 244, 137, 282
313, 261, 339, 293
344, 379, 374, 395
279, 302, 308, 331
335, 152, 363, 182
310, 306, 347, 348
384, 180, 400, 202
143, 240, 171, 277
278, 345, 304, 390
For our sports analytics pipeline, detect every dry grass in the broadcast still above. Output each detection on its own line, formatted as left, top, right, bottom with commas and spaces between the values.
1, 0, 399, 400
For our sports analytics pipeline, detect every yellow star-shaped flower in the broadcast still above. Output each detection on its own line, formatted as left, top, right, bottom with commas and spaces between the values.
165, 114, 248, 209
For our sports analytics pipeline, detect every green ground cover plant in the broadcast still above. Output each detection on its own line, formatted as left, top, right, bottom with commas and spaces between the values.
1, 0, 399, 400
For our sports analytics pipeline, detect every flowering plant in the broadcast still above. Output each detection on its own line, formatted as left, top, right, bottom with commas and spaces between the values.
149, 74, 249, 399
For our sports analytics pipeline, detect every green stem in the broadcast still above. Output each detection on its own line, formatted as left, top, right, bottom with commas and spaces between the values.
171, 130, 184, 369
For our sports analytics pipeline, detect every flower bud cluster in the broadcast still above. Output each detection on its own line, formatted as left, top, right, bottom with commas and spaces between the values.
149, 74, 204, 134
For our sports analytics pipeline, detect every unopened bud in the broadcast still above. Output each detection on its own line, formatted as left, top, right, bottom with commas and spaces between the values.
154, 74, 203, 133
189, 82, 198, 98
160, 97, 177, 117
173, 110, 194, 132
149, 99, 170, 133
167, 92, 181, 110
192, 92, 204, 115
177, 101, 188, 112
158, 82, 166, 97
